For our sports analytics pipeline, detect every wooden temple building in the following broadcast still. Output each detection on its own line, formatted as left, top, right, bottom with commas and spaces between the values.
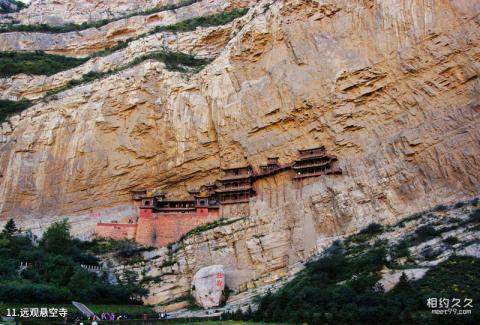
215, 166, 256, 204
188, 183, 220, 215
96, 145, 342, 247
255, 157, 293, 178
292, 146, 342, 180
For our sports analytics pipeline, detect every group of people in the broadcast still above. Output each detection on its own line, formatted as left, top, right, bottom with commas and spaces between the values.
71, 312, 137, 324
97, 312, 134, 320
69, 310, 169, 323
158, 310, 169, 319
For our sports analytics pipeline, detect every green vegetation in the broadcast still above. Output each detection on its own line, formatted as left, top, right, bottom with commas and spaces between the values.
0, 6, 248, 78
0, 51, 210, 123
443, 236, 459, 246
0, 0, 200, 33
0, 0, 25, 14
0, 99, 32, 123
344, 222, 384, 245
468, 208, 480, 223
160, 258, 177, 268
79, 238, 155, 266
79, 238, 144, 254
0, 52, 88, 77
179, 217, 245, 241
154, 8, 248, 33
223, 200, 480, 324
44, 51, 211, 97
0, 219, 147, 305
239, 248, 479, 324
91, 7, 249, 57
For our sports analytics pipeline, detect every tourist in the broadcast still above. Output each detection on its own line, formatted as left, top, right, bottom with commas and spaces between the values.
143, 312, 148, 320
92, 320, 98, 325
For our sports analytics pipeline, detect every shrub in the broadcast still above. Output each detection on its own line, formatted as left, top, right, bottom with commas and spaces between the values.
45, 51, 211, 98
468, 209, 480, 223
359, 222, 384, 235
454, 201, 465, 209
0, 0, 25, 14
420, 246, 442, 261
394, 212, 424, 228
0, 51, 88, 77
412, 225, 438, 244
443, 236, 459, 245
391, 239, 410, 258
160, 258, 176, 268
345, 223, 384, 245
432, 204, 448, 212
0, 99, 32, 123
39, 219, 73, 255
154, 8, 248, 33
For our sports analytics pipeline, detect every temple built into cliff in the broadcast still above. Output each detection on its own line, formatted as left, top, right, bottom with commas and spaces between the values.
216, 166, 256, 204
293, 146, 342, 180
96, 146, 342, 247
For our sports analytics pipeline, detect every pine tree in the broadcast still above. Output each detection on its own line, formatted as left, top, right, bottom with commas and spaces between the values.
2, 218, 18, 237
398, 272, 409, 286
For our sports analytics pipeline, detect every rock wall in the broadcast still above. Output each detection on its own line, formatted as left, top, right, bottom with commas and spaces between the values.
135, 210, 220, 247
0, 0, 480, 304
95, 222, 138, 241
0, 0, 189, 25
0, 24, 237, 100
0, 0, 254, 56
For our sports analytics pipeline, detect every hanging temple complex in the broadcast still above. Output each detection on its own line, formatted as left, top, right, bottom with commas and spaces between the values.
95, 146, 342, 247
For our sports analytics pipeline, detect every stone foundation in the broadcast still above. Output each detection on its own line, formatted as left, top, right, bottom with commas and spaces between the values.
95, 223, 137, 241
135, 211, 220, 247
95, 208, 220, 247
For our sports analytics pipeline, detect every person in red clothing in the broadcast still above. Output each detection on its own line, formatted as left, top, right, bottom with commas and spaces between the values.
143, 312, 148, 320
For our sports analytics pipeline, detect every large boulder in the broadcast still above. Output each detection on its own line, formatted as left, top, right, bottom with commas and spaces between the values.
191, 265, 225, 308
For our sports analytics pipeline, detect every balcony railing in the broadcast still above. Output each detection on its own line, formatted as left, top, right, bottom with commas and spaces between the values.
215, 185, 253, 193
293, 167, 342, 180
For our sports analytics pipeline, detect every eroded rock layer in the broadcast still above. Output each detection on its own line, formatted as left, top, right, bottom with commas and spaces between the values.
0, 0, 254, 57
1, 0, 191, 25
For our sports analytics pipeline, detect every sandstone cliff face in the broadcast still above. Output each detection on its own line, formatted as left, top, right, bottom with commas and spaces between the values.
0, 0, 187, 25
0, 0, 480, 303
0, 0, 254, 57
0, 24, 237, 100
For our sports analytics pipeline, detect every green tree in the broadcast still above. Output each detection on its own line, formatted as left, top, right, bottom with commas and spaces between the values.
2, 218, 19, 237
39, 219, 73, 254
